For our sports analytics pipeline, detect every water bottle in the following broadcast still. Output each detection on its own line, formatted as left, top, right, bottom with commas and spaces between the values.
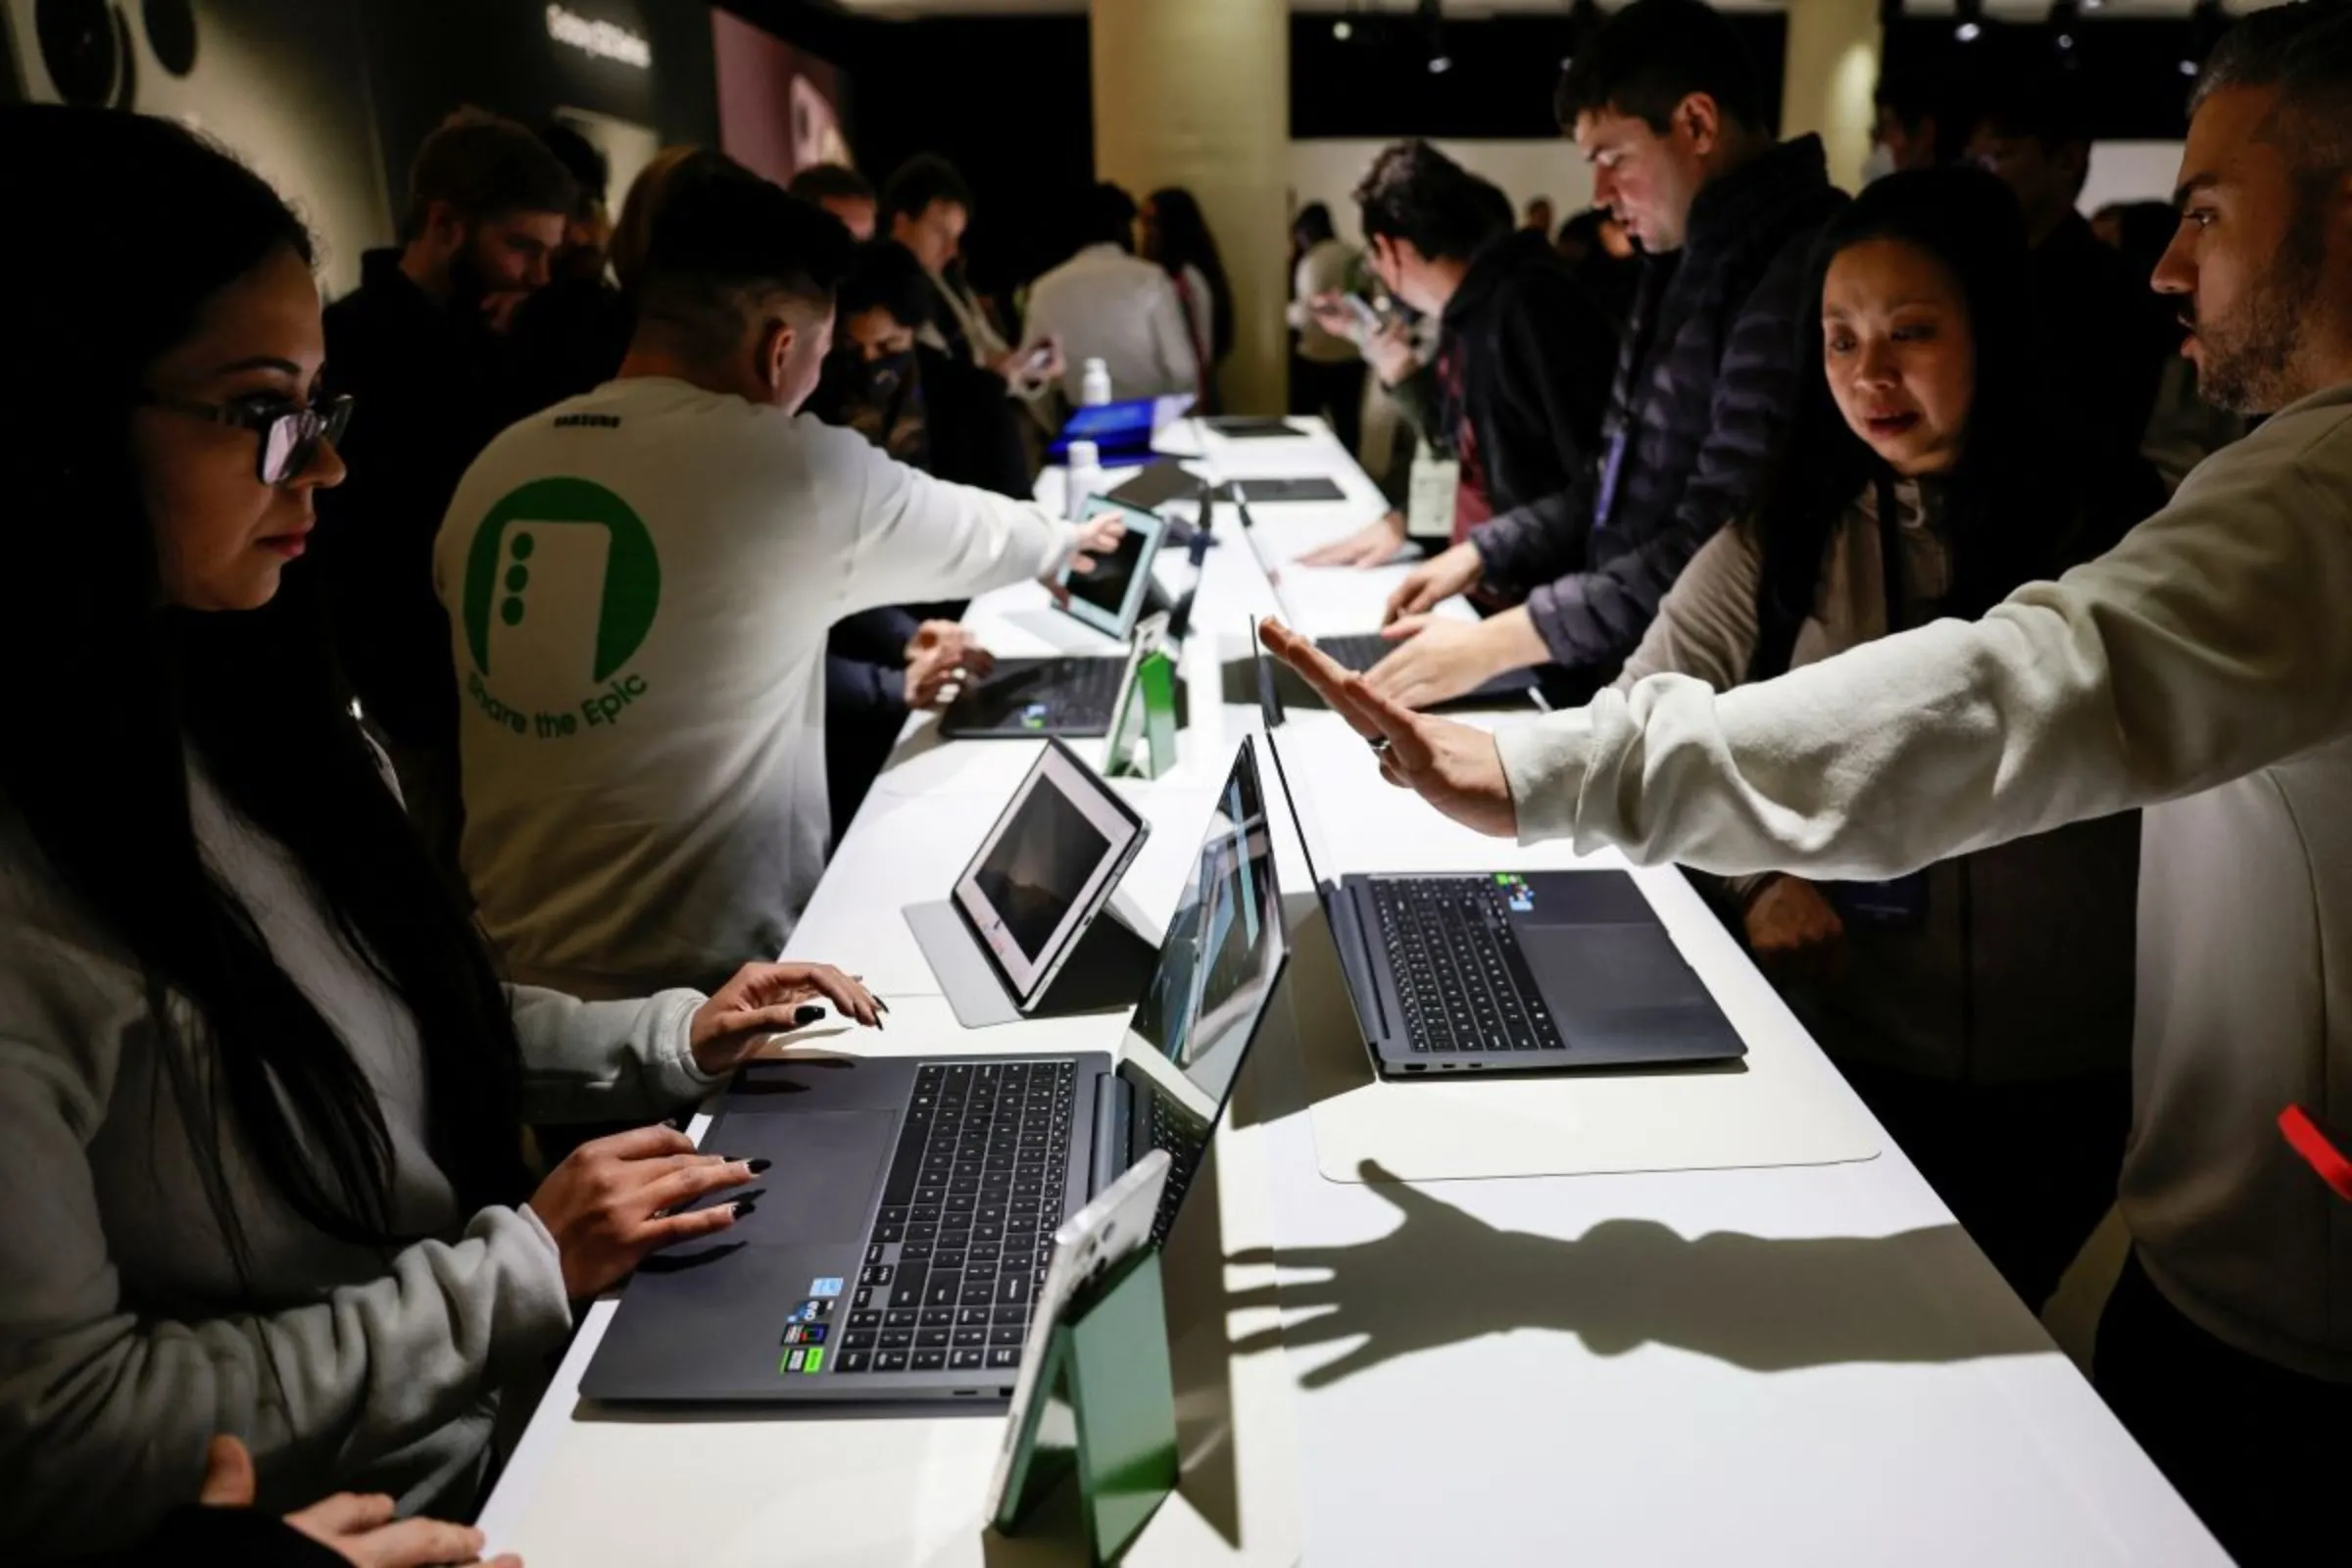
1064, 440, 1103, 523
1080, 357, 1112, 408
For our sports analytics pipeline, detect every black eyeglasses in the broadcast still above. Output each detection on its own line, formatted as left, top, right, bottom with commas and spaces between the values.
137, 393, 355, 486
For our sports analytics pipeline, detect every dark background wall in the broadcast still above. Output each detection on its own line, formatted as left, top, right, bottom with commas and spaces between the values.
360, 0, 720, 235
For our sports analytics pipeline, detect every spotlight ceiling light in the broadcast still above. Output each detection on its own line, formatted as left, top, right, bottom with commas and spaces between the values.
1955, 0, 1984, 42
1334, 19, 1351, 40
1429, 53, 1453, 74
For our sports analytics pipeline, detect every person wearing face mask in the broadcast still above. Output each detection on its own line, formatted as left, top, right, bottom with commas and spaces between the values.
807, 239, 1031, 833
316, 110, 579, 875
435, 167, 1123, 999
1348, 0, 1847, 710
1610, 168, 2138, 1311
0, 106, 884, 1559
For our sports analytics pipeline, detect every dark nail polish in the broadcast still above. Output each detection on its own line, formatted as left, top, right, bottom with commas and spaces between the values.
746, 1157, 772, 1174
733, 1200, 759, 1219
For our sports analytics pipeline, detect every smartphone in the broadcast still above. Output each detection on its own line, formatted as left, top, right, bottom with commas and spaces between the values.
1341, 292, 1383, 339
1019, 341, 1056, 374
986, 1150, 1172, 1528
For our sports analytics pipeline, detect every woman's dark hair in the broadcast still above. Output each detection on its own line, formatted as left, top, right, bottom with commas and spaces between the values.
837, 237, 939, 332
0, 106, 528, 1259
1143, 188, 1236, 365
1746, 166, 2063, 681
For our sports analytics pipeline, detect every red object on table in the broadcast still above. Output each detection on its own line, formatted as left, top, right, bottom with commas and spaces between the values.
2279, 1105, 2352, 1201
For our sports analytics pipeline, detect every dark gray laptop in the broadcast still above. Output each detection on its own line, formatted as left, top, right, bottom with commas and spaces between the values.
1252, 640, 1744, 1077
581, 739, 1288, 1402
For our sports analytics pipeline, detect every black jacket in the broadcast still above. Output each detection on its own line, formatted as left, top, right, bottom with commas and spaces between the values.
1435, 229, 1618, 527
316, 250, 526, 751
2032, 212, 2172, 541
1473, 136, 1847, 672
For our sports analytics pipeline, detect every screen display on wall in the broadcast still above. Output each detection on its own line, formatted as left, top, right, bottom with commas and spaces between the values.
3, 0, 392, 298
711, 7, 850, 189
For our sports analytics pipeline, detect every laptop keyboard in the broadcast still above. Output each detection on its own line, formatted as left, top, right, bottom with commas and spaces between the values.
1317, 634, 1389, 673
1145, 1091, 1208, 1245
829, 1059, 1075, 1376
954, 657, 1122, 729
1370, 877, 1567, 1054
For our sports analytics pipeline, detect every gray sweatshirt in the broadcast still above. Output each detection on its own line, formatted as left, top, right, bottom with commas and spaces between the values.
0, 767, 722, 1556
1495, 382, 2352, 1380
1613, 480, 2137, 1084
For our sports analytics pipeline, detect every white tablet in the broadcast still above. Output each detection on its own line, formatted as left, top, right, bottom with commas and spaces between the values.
953, 738, 1151, 1011
1056, 496, 1171, 643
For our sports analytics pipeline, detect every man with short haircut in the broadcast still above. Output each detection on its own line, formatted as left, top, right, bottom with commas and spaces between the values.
320, 109, 578, 862
435, 166, 1114, 999
1021, 182, 1200, 406
789, 162, 877, 241
1299, 140, 1617, 571
1970, 77, 2172, 524
1366, 0, 1845, 709
1267, 8, 2352, 1558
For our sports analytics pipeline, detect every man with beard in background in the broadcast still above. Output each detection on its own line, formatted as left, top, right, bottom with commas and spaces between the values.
318, 110, 577, 871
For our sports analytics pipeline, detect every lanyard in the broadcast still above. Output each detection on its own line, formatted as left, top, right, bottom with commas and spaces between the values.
1875, 473, 1907, 634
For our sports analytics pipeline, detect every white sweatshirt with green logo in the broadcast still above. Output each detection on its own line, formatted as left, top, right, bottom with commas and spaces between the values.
1494, 382, 2352, 1380
436, 377, 1076, 998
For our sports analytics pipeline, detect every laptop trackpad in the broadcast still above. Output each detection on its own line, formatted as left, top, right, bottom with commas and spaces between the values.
708, 1109, 894, 1246
1521, 922, 1707, 1020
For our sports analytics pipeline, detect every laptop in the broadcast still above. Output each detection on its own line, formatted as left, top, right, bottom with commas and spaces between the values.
940, 497, 1173, 740
1230, 488, 1538, 708
580, 738, 1289, 1401
1251, 639, 1744, 1076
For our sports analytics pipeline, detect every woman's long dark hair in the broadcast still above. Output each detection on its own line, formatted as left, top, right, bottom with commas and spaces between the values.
1145, 187, 1237, 365
0, 106, 528, 1258
1747, 167, 2069, 680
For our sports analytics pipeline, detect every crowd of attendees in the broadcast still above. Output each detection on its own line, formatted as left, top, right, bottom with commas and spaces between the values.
0, 0, 2344, 1562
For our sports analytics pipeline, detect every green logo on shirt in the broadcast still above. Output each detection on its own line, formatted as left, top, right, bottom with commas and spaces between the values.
459, 478, 661, 738
462, 478, 660, 679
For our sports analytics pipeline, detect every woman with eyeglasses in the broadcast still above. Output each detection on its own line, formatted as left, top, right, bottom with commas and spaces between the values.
0, 106, 883, 1559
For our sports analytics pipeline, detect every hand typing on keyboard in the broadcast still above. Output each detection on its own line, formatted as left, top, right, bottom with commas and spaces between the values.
689, 960, 886, 1076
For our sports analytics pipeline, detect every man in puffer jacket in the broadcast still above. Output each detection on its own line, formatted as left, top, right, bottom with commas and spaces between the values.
1364, 0, 1847, 710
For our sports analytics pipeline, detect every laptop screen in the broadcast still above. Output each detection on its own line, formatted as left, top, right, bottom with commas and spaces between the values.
1120, 738, 1286, 1124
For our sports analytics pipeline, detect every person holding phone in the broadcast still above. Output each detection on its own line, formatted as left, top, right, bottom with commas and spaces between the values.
1300, 141, 1617, 574
0, 107, 884, 1558
437, 161, 1122, 1002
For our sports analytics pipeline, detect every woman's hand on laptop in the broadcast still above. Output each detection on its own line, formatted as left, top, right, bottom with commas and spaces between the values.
1365, 610, 1544, 710
530, 1125, 766, 1299
1259, 619, 1517, 840
691, 961, 885, 1074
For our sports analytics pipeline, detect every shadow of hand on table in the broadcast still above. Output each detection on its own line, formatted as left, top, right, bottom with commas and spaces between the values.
1227, 1160, 2050, 1391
